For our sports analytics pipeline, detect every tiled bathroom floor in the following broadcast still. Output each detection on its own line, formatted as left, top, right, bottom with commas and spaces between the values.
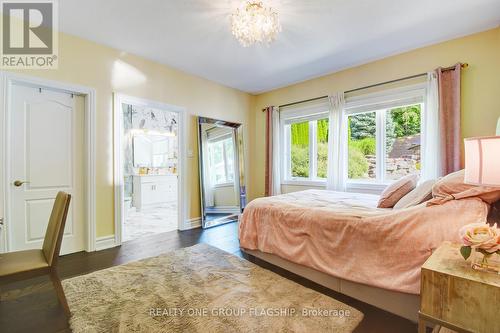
123, 202, 178, 242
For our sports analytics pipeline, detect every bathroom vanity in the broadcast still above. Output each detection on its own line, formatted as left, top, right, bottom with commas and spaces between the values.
133, 174, 177, 211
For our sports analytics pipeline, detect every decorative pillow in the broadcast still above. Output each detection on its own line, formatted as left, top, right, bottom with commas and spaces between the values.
394, 180, 436, 209
377, 174, 418, 208
428, 169, 500, 206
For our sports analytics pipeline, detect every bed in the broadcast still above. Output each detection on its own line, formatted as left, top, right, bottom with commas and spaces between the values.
238, 189, 490, 322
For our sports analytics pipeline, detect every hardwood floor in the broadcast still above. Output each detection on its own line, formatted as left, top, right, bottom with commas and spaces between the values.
0, 222, 417, 333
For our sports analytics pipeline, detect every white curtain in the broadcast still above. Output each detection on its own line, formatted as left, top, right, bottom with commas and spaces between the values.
271, 107, 281, 195
327, 93, 347, 191
421, 72, 441, 181
202, 131, 215, 207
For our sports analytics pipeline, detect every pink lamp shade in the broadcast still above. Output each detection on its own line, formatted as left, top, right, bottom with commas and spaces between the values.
464, 136, 500, 186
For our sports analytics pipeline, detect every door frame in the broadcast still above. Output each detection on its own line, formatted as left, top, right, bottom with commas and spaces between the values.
113, 93, 188, 246
0, 71, 97, 253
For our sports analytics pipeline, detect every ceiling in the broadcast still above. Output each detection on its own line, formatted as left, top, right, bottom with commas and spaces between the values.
59, 0, 500, 94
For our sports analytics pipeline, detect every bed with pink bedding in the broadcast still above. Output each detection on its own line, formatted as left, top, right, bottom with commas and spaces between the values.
239, 189, 489, 295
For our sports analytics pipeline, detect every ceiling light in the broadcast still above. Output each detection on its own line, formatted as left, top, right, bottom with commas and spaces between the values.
230, 1, 282, 47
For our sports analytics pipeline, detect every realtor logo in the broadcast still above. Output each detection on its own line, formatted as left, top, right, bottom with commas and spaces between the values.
1, 0, 58, 69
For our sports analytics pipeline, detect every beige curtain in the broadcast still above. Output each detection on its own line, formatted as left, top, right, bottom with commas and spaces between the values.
437, 63, 462, 175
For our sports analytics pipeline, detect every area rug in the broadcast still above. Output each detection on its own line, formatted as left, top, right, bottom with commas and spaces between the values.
62, 244, 363, 333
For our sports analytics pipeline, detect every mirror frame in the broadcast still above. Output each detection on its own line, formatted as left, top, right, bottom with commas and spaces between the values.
197, 117, 246, 229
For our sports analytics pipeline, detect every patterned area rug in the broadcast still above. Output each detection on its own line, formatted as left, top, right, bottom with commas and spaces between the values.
62, 244, 363, 333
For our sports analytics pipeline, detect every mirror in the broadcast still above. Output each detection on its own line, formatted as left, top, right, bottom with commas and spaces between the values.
198, 117, 246, 228
133, 134, 173, 168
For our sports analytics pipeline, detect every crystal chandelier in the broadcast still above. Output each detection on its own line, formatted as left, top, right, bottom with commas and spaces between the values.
231, 1, 282, 47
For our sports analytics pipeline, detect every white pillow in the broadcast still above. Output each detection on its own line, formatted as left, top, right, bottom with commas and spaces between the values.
394, 180, 436, 209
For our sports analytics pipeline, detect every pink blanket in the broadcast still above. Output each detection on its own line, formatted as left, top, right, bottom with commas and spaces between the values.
239, 190, 489, 294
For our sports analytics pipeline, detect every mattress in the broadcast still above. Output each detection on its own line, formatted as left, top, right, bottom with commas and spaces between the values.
239, 189, 489, 294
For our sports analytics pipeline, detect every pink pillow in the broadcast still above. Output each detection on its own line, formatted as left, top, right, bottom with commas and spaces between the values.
377, 174, 418, 208
428, 169, 500, 206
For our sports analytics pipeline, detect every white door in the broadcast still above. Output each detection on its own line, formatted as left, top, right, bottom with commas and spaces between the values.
8, 84, 85, 255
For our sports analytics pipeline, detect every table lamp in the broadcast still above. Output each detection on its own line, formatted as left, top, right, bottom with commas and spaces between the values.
464, 135, 500, 225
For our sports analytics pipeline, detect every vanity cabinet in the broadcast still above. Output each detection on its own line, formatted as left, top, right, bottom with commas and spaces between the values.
133, 175, 177, 211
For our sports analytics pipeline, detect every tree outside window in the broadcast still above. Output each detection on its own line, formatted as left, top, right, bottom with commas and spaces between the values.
289, 118, 329, 180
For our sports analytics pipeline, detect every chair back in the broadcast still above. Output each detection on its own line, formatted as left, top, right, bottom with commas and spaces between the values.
42, 192, 71, 267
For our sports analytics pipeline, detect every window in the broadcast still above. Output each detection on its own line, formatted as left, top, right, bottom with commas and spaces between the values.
288, 118, 329, 179
281, 99, 331, 183
316, 119, 329, 178
385, 105, 421, 181
290, 120, 310, 178
347, 105, 422, 183
347, 112, 376, 181
278, 84, 426, 190
345, 85, 425, 185
208, 135, 235, 185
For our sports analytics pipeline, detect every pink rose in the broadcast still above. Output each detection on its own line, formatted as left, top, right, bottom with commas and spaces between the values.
459, 223, 500, 253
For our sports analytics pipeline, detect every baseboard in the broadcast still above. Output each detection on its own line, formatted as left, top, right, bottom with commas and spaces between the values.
180, 217, 202, 230
205, 206, 240, 214
95, 235, 117, 251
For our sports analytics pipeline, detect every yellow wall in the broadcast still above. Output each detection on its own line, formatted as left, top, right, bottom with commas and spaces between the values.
3, 22, 499, 237
250, 27, 500, 200
3, 32, 254, 237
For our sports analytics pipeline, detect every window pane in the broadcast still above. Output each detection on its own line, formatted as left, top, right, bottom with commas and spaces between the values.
224, 138, 235, 182
348, 112, 376, 180
291, 121, 309, 178
317, 118, 328, 179
209, 141, 225, 184
385, 104, 422, 181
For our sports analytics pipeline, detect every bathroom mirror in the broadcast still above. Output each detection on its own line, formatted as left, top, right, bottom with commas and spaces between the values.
133, 134, 172, 168
198, 117, 246, 228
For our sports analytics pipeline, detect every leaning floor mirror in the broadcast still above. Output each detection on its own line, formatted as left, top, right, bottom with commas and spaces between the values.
198, 117, 246, 228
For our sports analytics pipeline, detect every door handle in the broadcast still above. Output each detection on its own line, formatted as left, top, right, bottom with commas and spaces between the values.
13, 180, 30, 187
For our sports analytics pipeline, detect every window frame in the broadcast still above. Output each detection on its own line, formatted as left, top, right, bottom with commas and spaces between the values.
278, 84, 427, 191
280, 99, 331, 185
344, 84, 426, 187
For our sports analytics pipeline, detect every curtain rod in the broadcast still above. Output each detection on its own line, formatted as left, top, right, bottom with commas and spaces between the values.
262, 63, 468, 111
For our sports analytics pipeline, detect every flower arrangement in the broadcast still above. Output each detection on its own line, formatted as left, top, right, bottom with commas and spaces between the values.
459, 223, 500, 273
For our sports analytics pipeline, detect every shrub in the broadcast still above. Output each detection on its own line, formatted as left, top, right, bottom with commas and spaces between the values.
291, 145, 309, 177
348, 145, 369, 178
292, 141, 369, 179
290, 143, 328, 178
317, 142, 328, 178
350, 137, 375, 155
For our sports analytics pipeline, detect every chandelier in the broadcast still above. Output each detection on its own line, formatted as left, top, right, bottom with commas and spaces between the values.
230, 1, 282, 47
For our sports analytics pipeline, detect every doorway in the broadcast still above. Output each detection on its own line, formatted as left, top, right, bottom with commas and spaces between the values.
0, 72, 96, 254
114, 94, 186, 245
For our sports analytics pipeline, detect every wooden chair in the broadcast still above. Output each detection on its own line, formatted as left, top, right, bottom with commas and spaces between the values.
0, 192, 72, 317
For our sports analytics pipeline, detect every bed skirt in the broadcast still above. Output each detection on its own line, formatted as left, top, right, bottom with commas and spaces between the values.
242, 248, 420, 322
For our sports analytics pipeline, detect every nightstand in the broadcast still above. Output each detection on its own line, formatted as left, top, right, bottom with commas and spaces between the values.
419, 241, 500, 333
